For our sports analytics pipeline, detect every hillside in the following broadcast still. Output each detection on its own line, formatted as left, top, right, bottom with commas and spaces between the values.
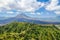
0, 22, 60, 40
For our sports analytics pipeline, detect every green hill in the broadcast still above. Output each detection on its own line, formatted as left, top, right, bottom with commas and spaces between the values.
0, 22, 60, 40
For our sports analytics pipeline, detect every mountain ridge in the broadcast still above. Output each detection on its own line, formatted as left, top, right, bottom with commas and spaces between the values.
0, 14, 60, 25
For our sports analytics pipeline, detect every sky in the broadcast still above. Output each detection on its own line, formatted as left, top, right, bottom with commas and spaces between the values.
0, 0, 60, 22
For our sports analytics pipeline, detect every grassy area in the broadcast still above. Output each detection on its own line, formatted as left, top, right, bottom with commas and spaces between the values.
0, 22, 60, 40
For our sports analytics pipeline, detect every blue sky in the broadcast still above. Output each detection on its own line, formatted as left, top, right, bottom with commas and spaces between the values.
0, 0, 60, 22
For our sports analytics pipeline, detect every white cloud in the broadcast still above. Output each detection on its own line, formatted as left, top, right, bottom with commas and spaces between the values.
30, 12, 35, 14
46, 0, 59, 11
55, 11, 60, 14
15, 0, 45, 12
0, 0, 45, 12
7, 11, 14, 14
36, 12, 41, 15
45, 0, 60, 14
0, 0, 15, 7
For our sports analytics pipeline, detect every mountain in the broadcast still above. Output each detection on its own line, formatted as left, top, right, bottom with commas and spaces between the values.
0, 14, 60, 25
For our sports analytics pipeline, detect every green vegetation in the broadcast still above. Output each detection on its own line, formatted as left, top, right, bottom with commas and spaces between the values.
0, 22, 60, 40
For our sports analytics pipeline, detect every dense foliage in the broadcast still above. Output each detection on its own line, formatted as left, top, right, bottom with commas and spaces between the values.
0, 22, 60, 40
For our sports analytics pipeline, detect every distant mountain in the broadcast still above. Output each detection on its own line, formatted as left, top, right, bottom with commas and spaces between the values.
0, 14, 60, 25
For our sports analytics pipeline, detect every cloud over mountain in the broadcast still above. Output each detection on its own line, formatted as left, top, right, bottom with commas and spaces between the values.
0, 0, 44, 12
0, 0, 60, 22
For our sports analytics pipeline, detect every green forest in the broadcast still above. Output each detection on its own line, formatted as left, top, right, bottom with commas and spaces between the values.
0, 22, 60, 40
